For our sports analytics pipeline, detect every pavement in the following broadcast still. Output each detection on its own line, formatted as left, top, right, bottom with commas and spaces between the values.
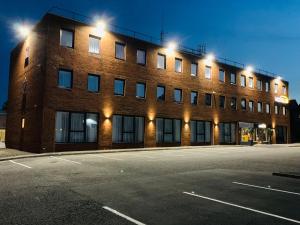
0, 145, 300, 225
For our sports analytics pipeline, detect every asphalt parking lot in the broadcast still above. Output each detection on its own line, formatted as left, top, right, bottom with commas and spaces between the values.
0, 145, 300, 225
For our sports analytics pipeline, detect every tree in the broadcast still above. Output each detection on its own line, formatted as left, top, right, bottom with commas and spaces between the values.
1, 101, 7, 112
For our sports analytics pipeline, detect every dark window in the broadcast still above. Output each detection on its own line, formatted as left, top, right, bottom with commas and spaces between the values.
219, 96, 225, 109
230, 97, 237, 110
191, 91, 198, 105
114, 79, 125, 96
157, 85, 165, 101
137, 49, 146, 65
112, 115, 144, 144
249, 101, 254, 112
205, 93, 212, 106
58, 69, 72, 89
24, 47, 29, 67
219, 69, 225, 82
175, 58, 182, 73
55, 111, 98, 143
241, 98, 246, 110
157, 53, 166, 69
136, 82, 146, 99
257, 80, 262, 91
60, 29, 74, 48
89, 35, 100, 54
156, 118, 181, 143
219, 122, 236, 144
258, 102, 263, 112
190, 121, 211, 144
230, 73, 236, 84
191, 63, 198, 76
115, 42, 125, 60
174, 89, 182, 103
88, 74, 100, 92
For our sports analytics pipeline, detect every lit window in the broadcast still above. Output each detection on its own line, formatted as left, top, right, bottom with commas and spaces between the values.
230, 73, 236, 84
283, 106, 286, 116
283, 85, 287, 95
115, 42, 125, 60
205, 93, 212, 106
249, 101, 254, 112
219, 96, 225, 109
265, 82, 270, 92
230, 97, 237, 110
266, 103, 270, 114
137, 49, 146, 65
219, 69, 225, 82
60, 29, 74, 48
191, 91, 198, 105
275, 104, 279, 115
89, 35, 100, 54
241, 98, 246, 110
191, 63, 198, 76
157, 53, 166, 69
114, 79, 125, 96
88, 74, 100, 92
257, 80, 262, 91
175, 58, 182, 73
58, 69, 72, 89
157, 85, 165, 101
205, 66, 212, 79
258, 102, 262, 112
136, 82, 146, 99
174, 89, 182, 103
249, 77, 254, 88
240, 75, 246, 87
274, 83, 278, 94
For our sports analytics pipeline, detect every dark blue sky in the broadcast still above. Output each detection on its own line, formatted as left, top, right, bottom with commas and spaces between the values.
1, 0, 300, 108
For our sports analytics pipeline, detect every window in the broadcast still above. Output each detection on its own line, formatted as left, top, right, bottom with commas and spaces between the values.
175, 58, 182, 73
55, 111, 98, 143
230, 97, 237, 110
24, 47, 29, 67
174, 89, 182, 103
275, 104, 279, 115
89, 35, 100, 54
58, 69, 72, 89
60, 29, 74, 48
249, 100, 254, 112
205, 66, 212, 79
283, 85, 287, 95
240, 75, 246, 87
156, 118, 181, 143
249, 77, 254, 88
157, 85, 165, 101
112, 115, 144, 144
283, 106, 286, 116
157, 53, 166, 69
258, 102, 262, 113
265, 82, 270, 92
219, 69, 225, 82
205, 93, 212, 106
115, 42, 125, 60
257, 80, 262, 91
230, 73, 236, 84
88, 74, 100, 92
241, 98, 246, 110
274, 83, 278, 94
219, 96, 225, 109
114, 79, 125, 96
219, 122, 236, 144
191, 91, 198, 105
266, 103, 270, 114
191, 63, 198, 76
137, 49, 146, 65
190, 121, 211, 144
136, 82, 146, 99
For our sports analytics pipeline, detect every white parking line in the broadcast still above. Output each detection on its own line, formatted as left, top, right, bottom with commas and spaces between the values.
9, 160, 32, 169
50, 156, 81, 165
183, 191, 300, 224
94, 155, 123, 161
233, 181, 300, 196
103, 206, 146, 225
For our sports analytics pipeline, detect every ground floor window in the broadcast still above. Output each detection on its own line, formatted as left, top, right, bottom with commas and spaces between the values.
55, 111, 98, 143
219, 122, 236, 144
112, 115, 144, 144
190, 120, 211, 144
156, 118, 181, 143
276, 126, 287, 144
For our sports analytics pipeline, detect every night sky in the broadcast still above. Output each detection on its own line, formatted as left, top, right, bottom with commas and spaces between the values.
1, 0, 300, 108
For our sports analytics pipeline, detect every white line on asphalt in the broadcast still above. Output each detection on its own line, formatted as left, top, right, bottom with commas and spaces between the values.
103, 206, 146, 225
93, 155, 123, 161
9, 160, 32, 169
50, 156, 81, 165
183, 191, 300, 224
233, 181, 300, 196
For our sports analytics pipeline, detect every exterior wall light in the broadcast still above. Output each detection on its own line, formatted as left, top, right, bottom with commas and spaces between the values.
166, 41, 177, 54
246, 65, 254, 73
95, 20, 106, 37
13, 23, 32, 39
205, 53, 215, 66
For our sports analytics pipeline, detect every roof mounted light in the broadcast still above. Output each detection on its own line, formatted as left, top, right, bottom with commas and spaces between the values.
205, 53, 215, 66
166, 41, 177, 54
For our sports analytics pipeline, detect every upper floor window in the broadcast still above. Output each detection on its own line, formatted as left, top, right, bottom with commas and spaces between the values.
115, 42, 125, 60
174, 88, 182, 103
240, 75, 246, 87
191, 91, 198, 105
230, 73, 236, 84
283, 106, 287, 116
249, 100, 254, 112
219, 96, 225, 109
60, 29, 74, 48
137, 49, 146, 65
191, 63, 198, 76
266, 103, 270, 114
258, 102, 262, 113
175, 58, 182, 73
265, 82, 270, 92
230, 97, 237, 110
275, 104, 279, 115
249, 77, 254, 88
219, 69, 225, 82
114, 79, 125, 96
136, 82, 146, 99
89, 35, 100, 54
157, 53, 166, 69
157, 85, 165, 101
24, 47, 29, 67
58, 69, 72, 89
241, 98, 246, 110
283, 85, 287, 95
274, 83, 278, 94
205, 93, 212, 106
257, 80, 262, 91
205, 66, 212, 79
88, 74, 100, 92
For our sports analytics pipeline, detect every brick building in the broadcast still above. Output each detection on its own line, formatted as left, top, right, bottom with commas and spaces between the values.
6, 12, 290, 153
0, 111, 6, 142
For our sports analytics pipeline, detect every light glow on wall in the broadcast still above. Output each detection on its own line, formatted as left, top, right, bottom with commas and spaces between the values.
166, 41, 177, 54
205, 53, 215, 66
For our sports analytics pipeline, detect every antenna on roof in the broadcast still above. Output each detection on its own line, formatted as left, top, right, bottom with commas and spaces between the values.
198, 43, 207, 55
160, 9, 165, 45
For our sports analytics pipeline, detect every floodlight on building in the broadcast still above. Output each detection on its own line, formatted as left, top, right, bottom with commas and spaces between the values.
13, 23, 32, 39
94, 19, 106, 37
205, 53, 215, 66
166, 41, 177, 54
246, 65, 254, 73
